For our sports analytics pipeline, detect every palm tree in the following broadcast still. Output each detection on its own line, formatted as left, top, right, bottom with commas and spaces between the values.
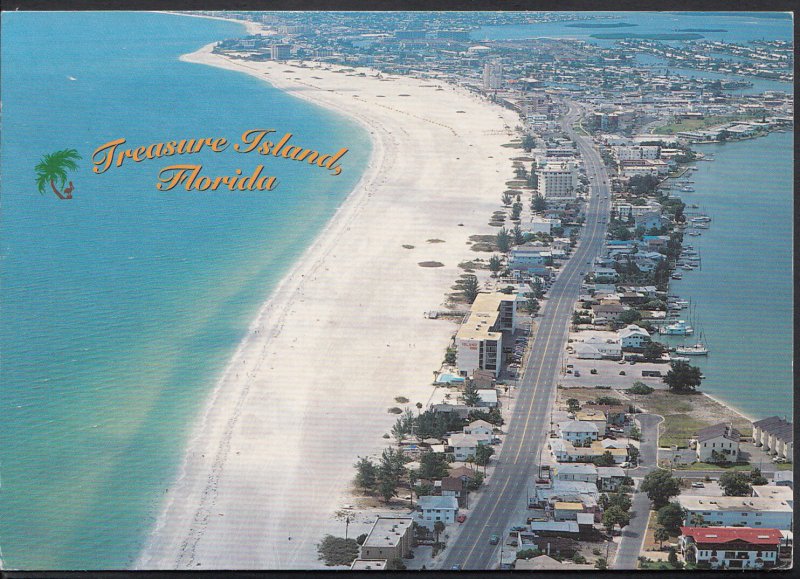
654, 526, 670, 550
433, 520, 445, 544
36, 149, 81, 199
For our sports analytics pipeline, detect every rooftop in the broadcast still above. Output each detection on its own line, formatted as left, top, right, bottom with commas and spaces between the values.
558, 420, 599, 433
677, 495, 792, 513
696, 422, 741, 443
351, 559, 387, 570
418, 495, 459, 511
456, 292, 514, 341
362, 517, 414, 550
680, 526, 783, 545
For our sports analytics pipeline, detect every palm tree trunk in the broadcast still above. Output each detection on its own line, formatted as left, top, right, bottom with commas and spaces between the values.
50, 180, 65, 199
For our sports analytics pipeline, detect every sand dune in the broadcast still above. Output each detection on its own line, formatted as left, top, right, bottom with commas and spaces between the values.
137, 44, 519, 569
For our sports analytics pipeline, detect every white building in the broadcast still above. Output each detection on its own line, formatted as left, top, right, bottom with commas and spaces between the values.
619, 324, 651, 349
558, 420, 599, 445
695, 423, 740, 463
529, 216, 561, 235
680, 526, 783, 570
417, 496, 459, 529
455, 292, 521, 377
553, 463, 598, 484
447, 433, 484, 461
464, 419, 493, 437
752, 416, 793, 460
538, 161, 578, 200
483, 59, 502, 90
677, 496, 793, 530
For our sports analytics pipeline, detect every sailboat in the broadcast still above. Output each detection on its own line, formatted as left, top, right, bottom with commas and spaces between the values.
676, 306, 709, 355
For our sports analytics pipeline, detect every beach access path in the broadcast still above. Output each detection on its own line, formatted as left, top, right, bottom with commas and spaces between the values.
136, 44, 520, 570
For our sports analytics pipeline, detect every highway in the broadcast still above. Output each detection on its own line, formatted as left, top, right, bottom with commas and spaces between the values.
440, 102, 613, 570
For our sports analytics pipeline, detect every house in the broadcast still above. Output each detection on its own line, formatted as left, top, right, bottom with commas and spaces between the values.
677, 496, 793, 530
447, 433, 485, 461
576, 409, 608, 436
591, 302, 626, 321
588, 441, 629, 464
440, 476, 468, 508
549, 437, 574, 462
558, 420, 599, 446
417, 495, 458, 529
596, 466, 627, 491
464, 419, 494, 437
581, 335, 622, 359
592, 268, 620, 283
455, 292, 521, 377
469, 369, 496, 389
476, 389, 499, 408
696, 423, 741, 463
525, 521, 580, 537
554, 501, 585, 521
619, 324, 651, 349
553, 463, 598, 484
448, 465, 480, 482
752, 416, 793, 460
680, 526, 782, 570
586, 403, 627, 426
430, 403, 472, 419
634, 210, 664, 231
360, 517, 414, 561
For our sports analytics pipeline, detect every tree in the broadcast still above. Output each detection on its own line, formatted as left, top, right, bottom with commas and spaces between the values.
488, 255, 502, 274
475, 445, 494, 470
462, 275, 480, 304
317, 535, 360, 566
716, 129, 732, 142
629, 425, 641, 440
35, 149, 82, 199
602, 505, 631, 532
512, 224, 524, 245
521, 134, 535, 152
418, 451, 450, 480
502, 192, 514, 206
643, 341, 667, 361
595, 557, 608, 570
657, 502, 685, 535
433, 520, 445, 544
654, 526, 670, 549
627, 445, 640, 464
593, 451, 616, 467
566, 398, 581, 414
629, 381, 654, 395
527, 296, 540, 316
641, 470, 681, 509
496, 228, 512, 253
719, 471, 753, 497
462, 382, 481, 407
416, 401, 423, 415
531, 195, 547, 213
663, 360, 703, 393
465, 471, 484, 491
354, 457, 377, 494
750, 468, 768, 486
511, 202, 523, 221
356, 533, 368, 545
688, 513, 706, 527
668, 548, 679, 567
618, 309, 642, 325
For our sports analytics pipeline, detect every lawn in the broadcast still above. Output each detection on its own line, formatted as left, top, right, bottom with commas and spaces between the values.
633, 391, 752, 449
675, 461, 755, 472
651, 113, 761, 135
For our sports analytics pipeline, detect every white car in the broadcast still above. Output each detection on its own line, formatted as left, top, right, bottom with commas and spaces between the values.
620, 462, 631, 468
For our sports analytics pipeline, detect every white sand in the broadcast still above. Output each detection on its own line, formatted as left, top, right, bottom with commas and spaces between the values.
136, 44, 519, 569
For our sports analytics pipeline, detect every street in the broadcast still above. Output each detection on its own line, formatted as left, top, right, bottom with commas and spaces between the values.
440, 102, 612, 570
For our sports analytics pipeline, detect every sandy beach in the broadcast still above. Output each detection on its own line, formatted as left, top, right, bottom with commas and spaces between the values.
136, 44, 519, 569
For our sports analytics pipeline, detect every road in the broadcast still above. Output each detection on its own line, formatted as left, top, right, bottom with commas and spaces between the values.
612, 413, 662, 569
440, 102, 612, 570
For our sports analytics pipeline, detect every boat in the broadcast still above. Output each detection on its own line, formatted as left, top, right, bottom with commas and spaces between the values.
690, 204, 700, 208
671, 272, 683, 280
691, 216, 711, 223
660, 320, 694, 335
681, 185, 695, 192
676, 343, 709, 356
682, 264, 694, 270
692, 223, 709, 229
687, 231, 701, 236
670, 355, 690, 363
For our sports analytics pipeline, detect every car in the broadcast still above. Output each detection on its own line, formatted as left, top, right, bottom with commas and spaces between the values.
511, 525, 527, 532
489, 534, 500, 545
574, 370, 581, 377
450, 565, 462, 570
457, 514, 467, 523
691, 482, 705, 488
620, 462, 631, 468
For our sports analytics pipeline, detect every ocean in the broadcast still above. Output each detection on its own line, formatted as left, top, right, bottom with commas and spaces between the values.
0, 12, 370, 569
660, 131, 794, 420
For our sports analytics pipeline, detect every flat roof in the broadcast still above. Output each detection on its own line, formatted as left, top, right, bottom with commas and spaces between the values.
362, 517, 414, 549
351, 559, 387, 570
554, 502, 584, 510
677, 495, 792, 513
456, 292, 512, 341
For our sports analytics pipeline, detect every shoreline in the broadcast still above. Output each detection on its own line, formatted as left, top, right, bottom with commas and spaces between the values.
153, 11, 266, 36
137, 43, 519, 569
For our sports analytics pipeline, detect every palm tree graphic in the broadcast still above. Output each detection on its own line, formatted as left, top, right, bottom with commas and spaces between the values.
35, 149, 81, 199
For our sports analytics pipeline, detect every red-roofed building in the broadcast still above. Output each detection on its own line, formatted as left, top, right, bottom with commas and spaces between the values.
680, 526, 783, 570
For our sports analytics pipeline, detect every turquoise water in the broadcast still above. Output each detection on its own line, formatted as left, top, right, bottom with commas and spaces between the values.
660, 131, 793, 419
0, 12, 370, 569
472, 11, 794, 46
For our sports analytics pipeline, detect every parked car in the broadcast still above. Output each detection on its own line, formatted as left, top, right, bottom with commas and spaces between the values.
457, 514, 467, 523
450, 564, 462, 570
511, 526, 527, 532
489, 534, 500, 545
574, 370, 581, 377
620, 461, 631, 468
691, 482, 705, 488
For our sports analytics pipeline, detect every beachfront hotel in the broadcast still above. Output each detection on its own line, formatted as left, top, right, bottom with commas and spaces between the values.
455, 291, 522, 377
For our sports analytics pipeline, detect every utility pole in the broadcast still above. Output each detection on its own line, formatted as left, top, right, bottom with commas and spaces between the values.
345, 515, 350, 541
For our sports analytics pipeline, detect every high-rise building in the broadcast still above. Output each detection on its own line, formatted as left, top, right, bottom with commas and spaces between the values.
483, 59, 502, 90
270, 44, 292, 60
538, 162, 578, 200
